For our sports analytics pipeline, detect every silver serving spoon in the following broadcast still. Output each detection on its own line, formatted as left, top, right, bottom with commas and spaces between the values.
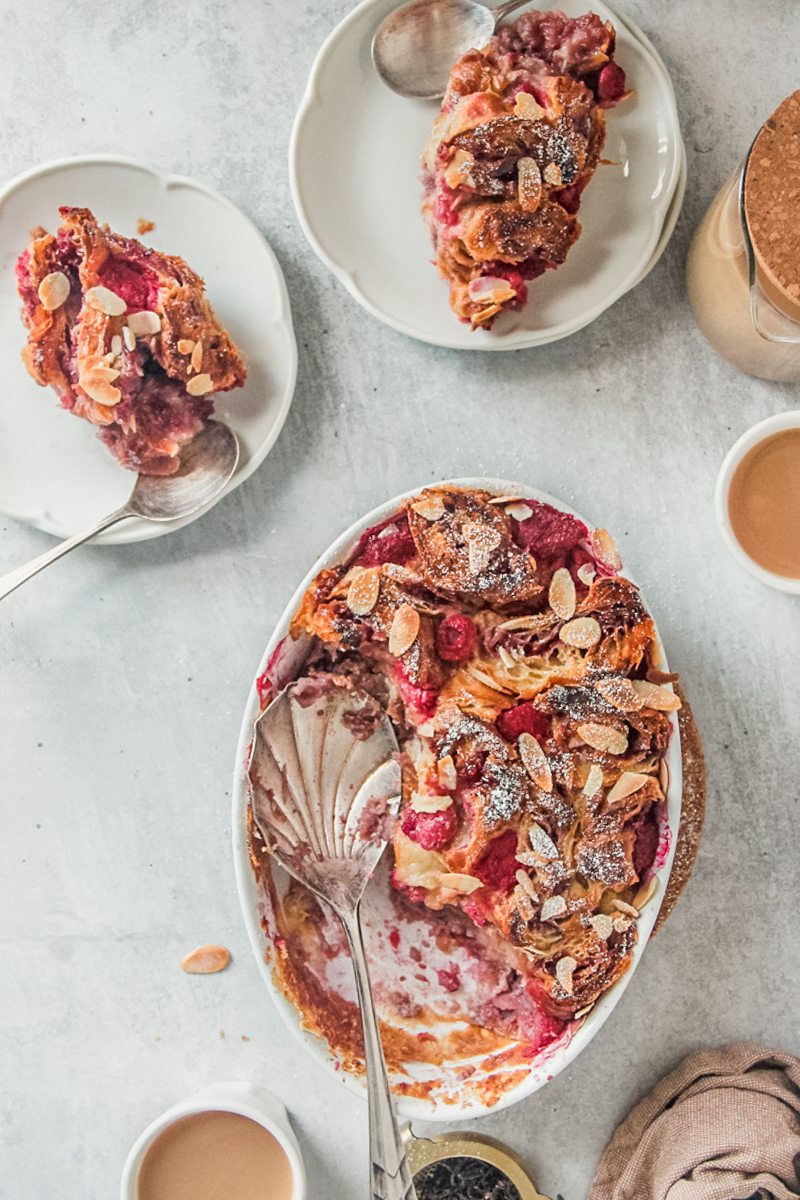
248, 681, 416, 1200
373, 0, 530, 99
0, 421, 239, 601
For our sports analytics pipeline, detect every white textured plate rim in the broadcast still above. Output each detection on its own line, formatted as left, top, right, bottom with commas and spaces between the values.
0, 154, 298, 544
231, 477, 683, 1120
289, 0, 683, 350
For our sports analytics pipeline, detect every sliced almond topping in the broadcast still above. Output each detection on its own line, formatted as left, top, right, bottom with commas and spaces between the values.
110, 334, 123, 357
631, 680, 682, 711
438, 872, 483, 895
560, 616, 601, 648
85, 285, 126, 316
123, 325, 137, 352
515, 850, 539, 868
191, 340, 204, 373
633, 876, 659, 910
549, 567, 576, 620
610, 898, 639, 917
79, 375, 122, 406
488, 494, 525, 505
529, 822, 558, 860
514, 91, 545, 119
437, 754, 457, 791
505, 501, 533, 522
38, 270, 70, 311
543, 162, 563, 186
127, 310, 161, 337
177, 338, 196, 355
411, 790, 454, 814
591, 527, 622, 570
588, 913, 614, 940
463, 522, 501, 575
540, 895, 567, 921
181, 944, 231, 974
518, 156, 543, 212
659, 759, 670, 793
89, 365, 121, 383
515, 869, 539, 901
555, 955, 577, 995
613, 914, 632, 932
518, 732, 552, 792
578, 722, 628, 755
577, 562, 596, 586
411, 495, 446, 522
515, 885, 536, 922
389, 604, 421, 657
498, 613, 552, 632
582, 764, 604, 795
607, 771, 650, 804
186, 373, 214, 397
444, 147, 474, 189
595, 677, 644, 711
346, 569, 380, 615
416, 721, 436, 738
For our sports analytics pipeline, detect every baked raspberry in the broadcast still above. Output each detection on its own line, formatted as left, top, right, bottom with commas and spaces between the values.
472, 829, 519, 893
598, 62, 626, 105
632, 807, 660, 877
513, 499, 588, 556
436, 613, 478, 662
437, 965, 461, 992
353, 515, 416, 567
390, 869, 427, 906
496, 701, 550, 744
401, 804, 457, 851
395, 665, 439, 719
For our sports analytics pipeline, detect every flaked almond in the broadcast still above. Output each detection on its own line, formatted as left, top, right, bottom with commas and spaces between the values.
591, 527, 622, 570
543, 162, 563, 186
607, 771, 650, 804
444, 147, 474, 189
595, 677, 644, 711
389, 603, 420, 657
560, 616, 601, 648
588, 913, 614, 940
582, 764, 604, 795
515, 885, 536, 922
437, 754, 457, 791
515, 869, 539, 901
609, 898, 639, 918
555, 955, 577, 994
181, 944, 231, 974
578, 722, 628, 755
517, 156, 543, 212
463, 521, 500, 574
488, 494, 525, 505
540, 895, 567, 921
515, 850, 539, 868
577, 562, 596, 586
110, 334, 123, 357
438, 872, 483, 895
613, 914, 632, 932
514, 91, 545, 118
505, 501, 533, 521
123, 325, 137, 351
411, 495, 445, 522
518, 732, 552, 792
85, 285, 126, 316
631, 680, 682, 711
549, 567, 576, 620
498, 613, 553, 632
529, 822, 558, 860
88, 364, 121, 383
186, 373, 214, 396
38, 270, 70, 311
633, 876, 659, 910
411, 790, 453, 814
80, 375, 121, 406
177, 338, 196, 355
346, 569, 380, 615
659, 759, 670, 793
191, 340, 204, 373
127, 310, 161, 337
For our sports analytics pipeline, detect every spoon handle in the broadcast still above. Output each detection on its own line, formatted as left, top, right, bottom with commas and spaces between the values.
0, 506, 131, 601
491, 0, 530, 24
341, 906, 416, 1200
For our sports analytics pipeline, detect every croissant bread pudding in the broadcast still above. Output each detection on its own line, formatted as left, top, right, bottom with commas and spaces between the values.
16, 207, 246, 475
422, 9, 629, 329
251, 486, 679, 1105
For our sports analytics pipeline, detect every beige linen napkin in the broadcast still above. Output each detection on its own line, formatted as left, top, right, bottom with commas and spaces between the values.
588, 1043, 800, 1200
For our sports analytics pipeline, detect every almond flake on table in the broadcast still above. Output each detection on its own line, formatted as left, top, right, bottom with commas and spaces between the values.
181, 944, 231, 974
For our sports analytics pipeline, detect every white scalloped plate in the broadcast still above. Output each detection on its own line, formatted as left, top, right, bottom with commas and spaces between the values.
232, 478, 683, 1121
290, 1, 683, 350
0, 156, 297, 543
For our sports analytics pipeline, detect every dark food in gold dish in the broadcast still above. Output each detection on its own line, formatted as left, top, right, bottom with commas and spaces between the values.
422, 10, 628, 329
254, 487, 679, 1093
16, 207, 246, 475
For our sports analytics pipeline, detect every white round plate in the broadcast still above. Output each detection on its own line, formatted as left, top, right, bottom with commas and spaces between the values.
232, 479, 683, 1121
0, 156, 297, 543
290, 1, 683, 350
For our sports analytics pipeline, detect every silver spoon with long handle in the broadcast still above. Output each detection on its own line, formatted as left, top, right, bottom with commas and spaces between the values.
372, 0, 530, 99
248, 681, 416, 1200
0, 421, 239, 601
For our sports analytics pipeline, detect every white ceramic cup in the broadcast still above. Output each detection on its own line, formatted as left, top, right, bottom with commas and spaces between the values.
120, 1081, 307, 1200
715, 410, 800, 595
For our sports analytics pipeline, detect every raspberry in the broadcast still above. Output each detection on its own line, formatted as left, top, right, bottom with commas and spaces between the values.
401, 803, 457, 851
390, 869, 427, 906
513, 499, 588, 557
472, 829, 519, 893
632, 808, 660, 877
598, 62, 626, 105
395, 664, 439, 718
496, 701, 550, 744
437, 965, 461, 992
436, 613, 477, 662
353, 515, 416, 567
